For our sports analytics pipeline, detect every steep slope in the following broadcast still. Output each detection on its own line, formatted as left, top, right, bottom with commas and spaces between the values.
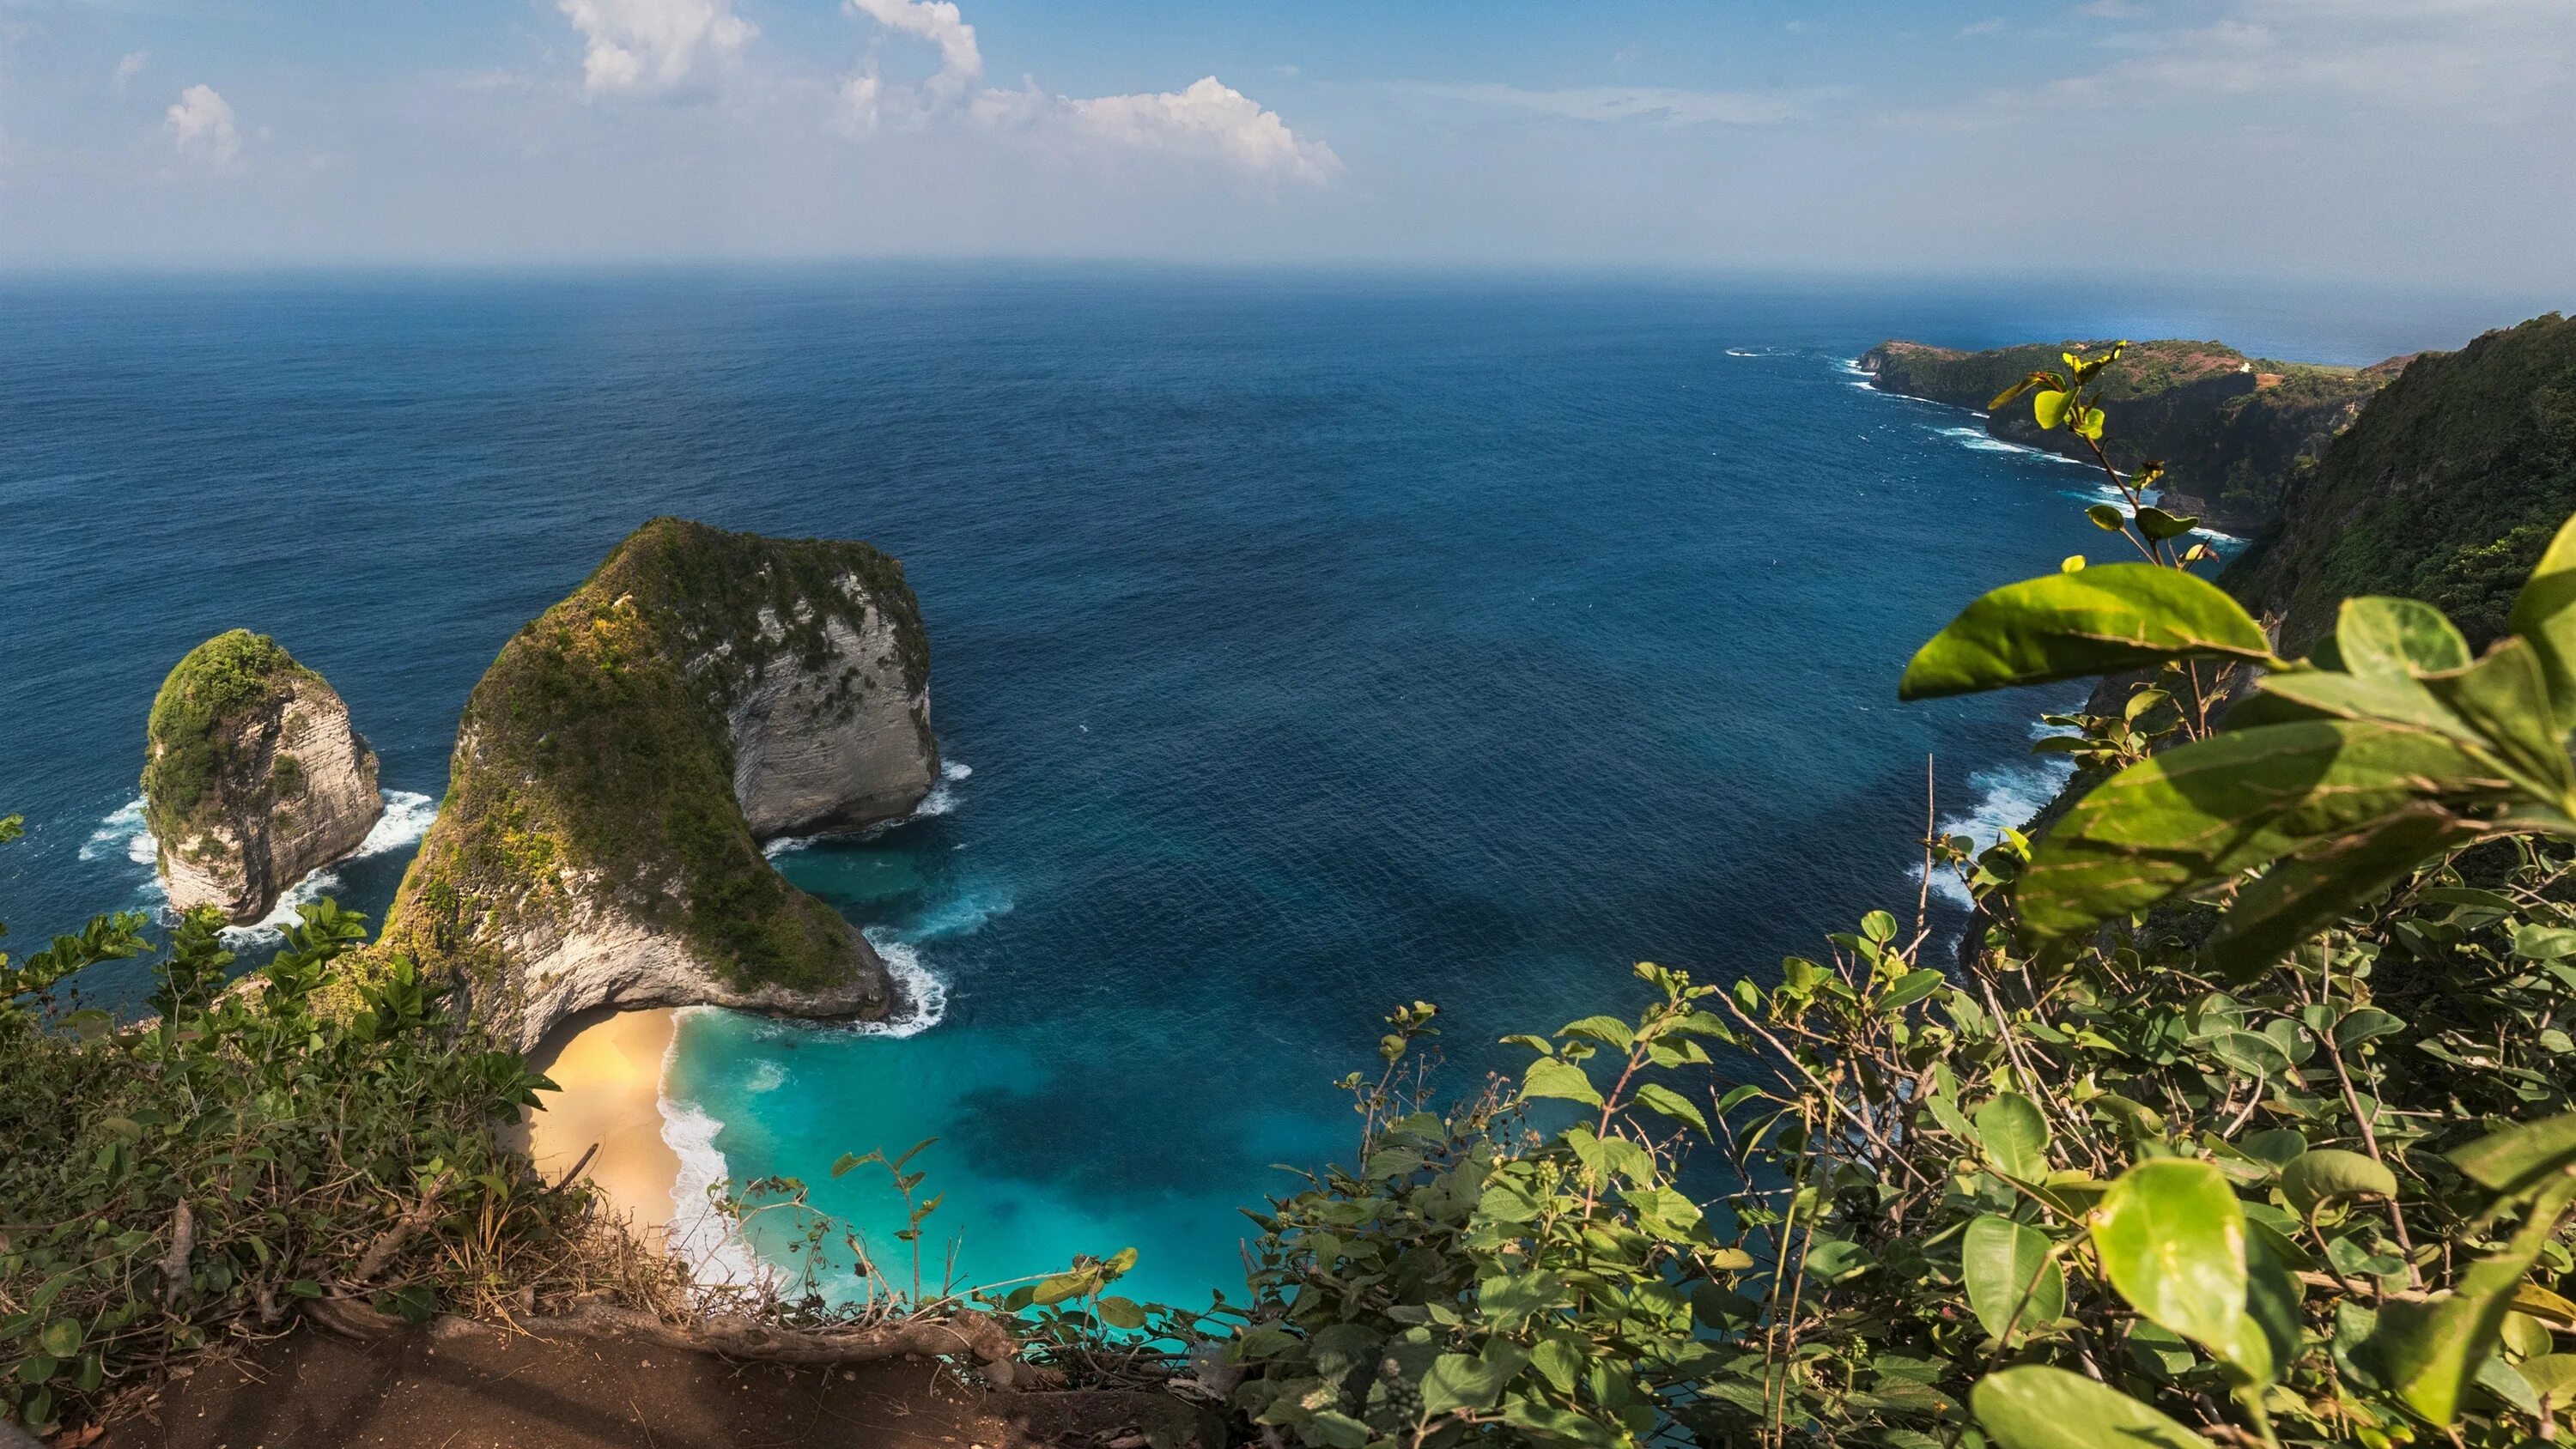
376, 518, 939, 1051
143, 630, 383, 924
1860, 338, 2404, 530
2222, 312, 2576, 656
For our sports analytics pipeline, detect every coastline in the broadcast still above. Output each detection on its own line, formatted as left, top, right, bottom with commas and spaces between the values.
520, 1006, 685, 1238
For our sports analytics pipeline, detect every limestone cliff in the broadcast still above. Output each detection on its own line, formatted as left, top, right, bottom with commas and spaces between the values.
376, 518, 937, 1052
1857, 338, 2407, 532
143, 630, 385, 924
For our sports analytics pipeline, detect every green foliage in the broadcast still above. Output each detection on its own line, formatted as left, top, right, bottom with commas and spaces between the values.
376, 518, 935, 1008
0, 857, 563, 1435
138, 629, 319, 843
2226, 312, 2576, 657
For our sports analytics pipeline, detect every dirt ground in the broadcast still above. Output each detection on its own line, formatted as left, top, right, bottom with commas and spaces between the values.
104, 1322, 1206, 1449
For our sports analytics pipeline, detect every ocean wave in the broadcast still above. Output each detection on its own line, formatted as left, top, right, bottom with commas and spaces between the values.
743, 1060, 787, 1094
848, 935, 949, 1038
658, 1056, 775, 1290
1912, 734, 2078, 912
762, 758, 973, 858
1941, 426, 2088, 466
76, 790, 438, 940
907, 886, 1012, 941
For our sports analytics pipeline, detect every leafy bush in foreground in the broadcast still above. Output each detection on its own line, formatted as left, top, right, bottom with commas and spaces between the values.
0, 875, 568, 1434
1211, 345, 2576, 1449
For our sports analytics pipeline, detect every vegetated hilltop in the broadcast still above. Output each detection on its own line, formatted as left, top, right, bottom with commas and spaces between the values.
2222, 311, 2576, 656
1860, 336, 2409, 530
141, 629, 382, 923
374, 517, 939, 1050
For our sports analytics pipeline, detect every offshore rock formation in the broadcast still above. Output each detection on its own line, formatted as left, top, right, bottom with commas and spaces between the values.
1858, 337, 2409, 533
143, 630, 384, 924
376, 518, 937, 1052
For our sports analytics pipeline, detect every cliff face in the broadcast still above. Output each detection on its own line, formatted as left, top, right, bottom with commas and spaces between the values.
377, 518, 937, 1052
143, 631, 385, 924
2221, 312, 2576, 658
1858, 339, 2406, 531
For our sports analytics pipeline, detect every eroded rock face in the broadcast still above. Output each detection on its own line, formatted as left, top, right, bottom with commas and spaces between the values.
729, 599, 938, 840
143, 631, 385, 925
377, 518, 935, 1052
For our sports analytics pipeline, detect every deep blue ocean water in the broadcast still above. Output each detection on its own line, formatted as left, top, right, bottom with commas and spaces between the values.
0, 266, 2524, 1306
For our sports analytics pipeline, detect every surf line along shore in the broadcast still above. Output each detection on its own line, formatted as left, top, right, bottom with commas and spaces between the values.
518, 1006, 691, 1240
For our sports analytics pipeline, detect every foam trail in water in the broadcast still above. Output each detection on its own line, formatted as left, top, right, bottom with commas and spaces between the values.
79, 791, 437, 938
764, 759, 972, 858
1913, 721, 2080, 911
659, 1012, 777, 1291
850, 935, 949, 1038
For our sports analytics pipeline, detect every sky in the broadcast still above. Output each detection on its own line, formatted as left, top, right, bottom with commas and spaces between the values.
2, 0, 2572, 285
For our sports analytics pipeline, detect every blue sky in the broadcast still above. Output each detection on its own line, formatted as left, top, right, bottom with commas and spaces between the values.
3, 0, 2571, 285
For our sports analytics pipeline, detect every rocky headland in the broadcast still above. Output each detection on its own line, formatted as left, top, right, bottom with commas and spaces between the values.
142, 629, 385, 924
1858, 336, 2412, 532
374, 517, 938, 1052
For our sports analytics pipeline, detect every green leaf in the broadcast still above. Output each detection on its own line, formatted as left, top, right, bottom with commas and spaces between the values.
2251, 668, 2467, 737
1531, 1335, 1585, 1396
36, 1321, 80, 1360
1557, 1015, 1634, 1051
1880, 968, 1946, 1011
2205, 804, 2485, 976
1094, 1295, 1147, 1330
2523, 1353, 2576, 1407
1630, 1082, 1709, 1136
2508, 508, 2576, 719
1861, 908, 1899, 943
2091, 1158, 2272, 1383
1423, 1341, 1531, 1414
2018, 720, 2507, 942
1971, 1367, 2214, 1449
2136, 506, 2197, 541
1975, 1093, 2049, 1182
2033, 389, 2072, 430
2075, 407, 2106, 440
2450, 1112, 2576, 1197
1990, 372, 2059, 411
2421, 636, 2576, 796
1963, 1216, 2063, 1345
1899, 563, 2275, 700
1522, 1058, 1603, 1108
2337, 596, 2472, 677
2334, 1008, 2407, 1048
2279, 1149, 2399, 1215
2087, 503, 2126, 531
2366, 1176, 2576, 1424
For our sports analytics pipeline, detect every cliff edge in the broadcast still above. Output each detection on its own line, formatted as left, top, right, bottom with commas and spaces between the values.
143, 630, 384, 924
377, 518, 939, 1052
1858, 337, 2409, 531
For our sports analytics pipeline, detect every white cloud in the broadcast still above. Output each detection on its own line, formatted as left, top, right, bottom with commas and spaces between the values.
111, 52, 148, 95
557, 0, 755, 95
1063, 78, 1340, 181
1412, 82, 1806, 127
841, 0, 1334, 181
165, 84, 240, 165
844, 0, 981, 100
1960, 17, 2008, 35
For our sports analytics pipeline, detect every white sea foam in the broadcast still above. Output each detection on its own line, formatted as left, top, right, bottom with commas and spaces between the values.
850, 935, 949, 1038
1914, 718, 2081, 911
762, 758, 971, 857
80, 798, 157, 866
908, 887, 1012, 941
659, 1053, 775, 1291
1941, 426, 2089, 466
743, 1060, 787, 1094
77, 790, 437, 939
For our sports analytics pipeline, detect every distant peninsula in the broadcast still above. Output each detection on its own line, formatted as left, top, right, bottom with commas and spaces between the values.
1858, 336, 2414, 532
372, 517, 939, 1051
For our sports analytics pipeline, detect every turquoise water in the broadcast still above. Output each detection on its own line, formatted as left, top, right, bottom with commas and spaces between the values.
0, 267, 2498, 1308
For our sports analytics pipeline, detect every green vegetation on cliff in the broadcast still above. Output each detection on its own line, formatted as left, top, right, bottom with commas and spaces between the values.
379, 518, 931, 997
1862, 337, 2403, 528
2223, 312, 2576, 654
139, 629, 319, 850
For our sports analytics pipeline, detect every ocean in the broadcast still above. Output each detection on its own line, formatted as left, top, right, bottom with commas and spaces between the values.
0, 265, 2515, 1307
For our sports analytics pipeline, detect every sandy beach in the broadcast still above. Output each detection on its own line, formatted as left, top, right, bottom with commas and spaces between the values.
520, 1006, 683, 1236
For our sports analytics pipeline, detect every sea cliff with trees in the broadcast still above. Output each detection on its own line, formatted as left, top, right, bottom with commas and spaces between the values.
7, 312, 2576, 1448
